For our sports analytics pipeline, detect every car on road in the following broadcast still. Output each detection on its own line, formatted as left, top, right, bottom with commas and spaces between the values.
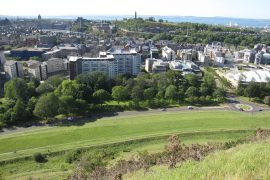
187, 106, 194, 110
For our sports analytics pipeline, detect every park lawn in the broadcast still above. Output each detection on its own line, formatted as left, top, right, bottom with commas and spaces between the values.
0, 130, 254, 179
0, 111, 270, 162
125, 138, 270, 180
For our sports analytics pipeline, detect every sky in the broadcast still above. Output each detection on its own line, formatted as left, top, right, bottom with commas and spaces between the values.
1, 0, 270, 19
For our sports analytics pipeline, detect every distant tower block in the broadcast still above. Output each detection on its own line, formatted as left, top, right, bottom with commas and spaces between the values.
135, 11, 137, 19
38, 14, 41, 21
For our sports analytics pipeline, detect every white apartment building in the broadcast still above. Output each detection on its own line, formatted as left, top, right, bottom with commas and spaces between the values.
69, 48, 141, 79
162, 46, 176, 61
108, 48, 141, 76
69, 55, 115, 79
4, 60, 24, 79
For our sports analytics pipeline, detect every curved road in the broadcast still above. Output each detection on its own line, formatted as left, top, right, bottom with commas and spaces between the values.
0, 98, 269, 135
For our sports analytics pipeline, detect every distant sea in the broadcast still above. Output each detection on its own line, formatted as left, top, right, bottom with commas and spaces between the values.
1, 15, 270, 28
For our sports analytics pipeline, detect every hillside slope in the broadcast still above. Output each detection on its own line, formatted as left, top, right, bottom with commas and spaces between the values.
126, 139, 270, 180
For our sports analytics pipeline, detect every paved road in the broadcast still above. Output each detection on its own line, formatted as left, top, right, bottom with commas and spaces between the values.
226, 94, 270, 112
0, 105, 230, 135
0, 97, 269, 135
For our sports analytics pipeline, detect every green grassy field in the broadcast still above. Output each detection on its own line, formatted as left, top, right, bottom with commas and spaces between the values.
125, 138, 270, 180
0, 111, 270, 162
1, 110, 270, 179
0, 130, 255, 179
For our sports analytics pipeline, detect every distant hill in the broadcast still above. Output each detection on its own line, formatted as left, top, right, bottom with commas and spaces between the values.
1, 14, 270, 27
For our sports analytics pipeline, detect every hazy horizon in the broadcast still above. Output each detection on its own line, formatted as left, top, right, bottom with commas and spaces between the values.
1, 0, 270, 19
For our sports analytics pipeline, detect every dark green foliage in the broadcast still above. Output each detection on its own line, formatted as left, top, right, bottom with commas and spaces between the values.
92, 89, 111, 103
143, 88, 156, 100
33, 153, 47, 163
112, 86, 128, 102
66, 149, 82, 163
75, 72, 110, 92
165, 85, 178, 101
33, 93, 59, 119
237, 80, 270, 101
4, 78, 29, 101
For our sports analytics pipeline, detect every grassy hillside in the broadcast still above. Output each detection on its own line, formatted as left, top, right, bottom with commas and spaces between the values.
0, 130, 253, 179
0, 111, 270, 161
125, 139, 270, 180
0, 111, 270, 179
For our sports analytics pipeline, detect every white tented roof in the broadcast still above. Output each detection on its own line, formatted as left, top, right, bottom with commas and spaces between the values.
229, 70, 270, 83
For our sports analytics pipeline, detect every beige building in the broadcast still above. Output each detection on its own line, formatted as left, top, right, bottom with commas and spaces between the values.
162, 46, 176, 61
4, 60, 24, 79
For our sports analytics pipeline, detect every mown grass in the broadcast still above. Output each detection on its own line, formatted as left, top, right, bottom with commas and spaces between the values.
0, 130, 254, 179
125, 138, 270, 180
0, 111, 270, 161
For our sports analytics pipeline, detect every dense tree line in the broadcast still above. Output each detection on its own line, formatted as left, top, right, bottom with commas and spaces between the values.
115, 19, 270, 48
0, 71, 225, 127
237, 81, 270, 105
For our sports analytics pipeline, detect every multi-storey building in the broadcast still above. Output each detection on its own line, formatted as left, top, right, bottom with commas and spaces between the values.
28, 62, 43, 80
69, 55, 115, 79
69, 48, 141, 79
4, 60, 24, 79
107, 48, 141, 77
27, 58, 66, 80
162, 46, 176, 61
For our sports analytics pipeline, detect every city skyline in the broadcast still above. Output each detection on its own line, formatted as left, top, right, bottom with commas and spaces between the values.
1, 0, 270, 19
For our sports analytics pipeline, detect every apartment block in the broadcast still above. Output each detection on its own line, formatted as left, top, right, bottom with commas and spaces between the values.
4, 60, 24, 79
69, 48, 141, 79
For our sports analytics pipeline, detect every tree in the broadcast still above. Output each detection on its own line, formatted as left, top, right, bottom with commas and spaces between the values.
76, 72, 109, 91
264, 96, 270, 106
74, 99, 88, 115
46, 75, 65, 89
36, 82, 54, 94
34, 93, 59, 119
27, 82, 37, 98
213, 88, 226, 102
30, 77, 40, 88
92, 89, 111, 104
55, 80, 87, 100
4, 78, 29, 101
165, 85, 177, 101
185, 87, 199, 98
112, 86, 128, 103
245, 81, 260, 99
185, 74, 200, 87
58, 95, 77, 115
25, 97, 38, 119
131, 86, 144, 101
143, 88, 156, 100
11, 99, 26, 123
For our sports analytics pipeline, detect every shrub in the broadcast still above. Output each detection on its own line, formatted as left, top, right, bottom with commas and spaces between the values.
66, 149, 82, 163
263, 96, 270, 106
33, 153, 47, 163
